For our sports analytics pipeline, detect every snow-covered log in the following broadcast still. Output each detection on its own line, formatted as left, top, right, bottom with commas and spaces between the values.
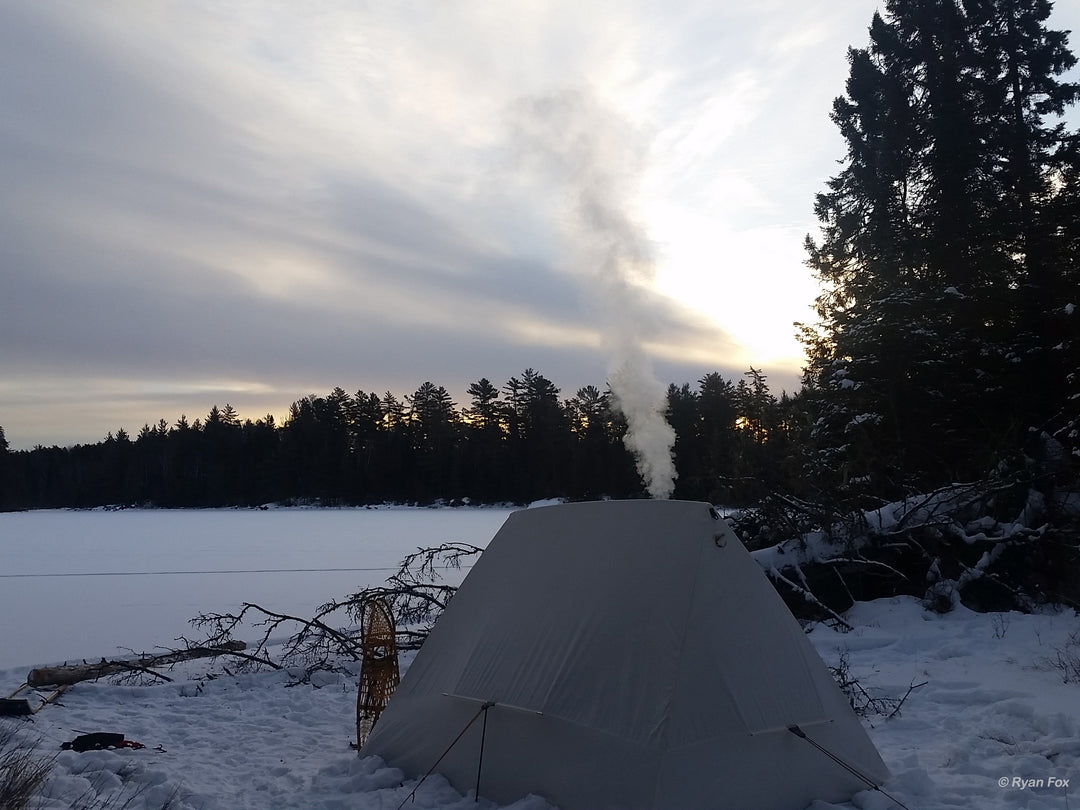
741, 479, 1080, 619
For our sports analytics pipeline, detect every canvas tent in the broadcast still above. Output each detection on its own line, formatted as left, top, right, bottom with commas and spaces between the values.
362, 499, 890, 809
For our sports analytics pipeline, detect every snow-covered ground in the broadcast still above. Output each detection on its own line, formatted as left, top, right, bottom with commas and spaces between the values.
2, 508, 1078, 809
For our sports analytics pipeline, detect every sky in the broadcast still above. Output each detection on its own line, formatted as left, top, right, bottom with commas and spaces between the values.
3, 1, 1079, 450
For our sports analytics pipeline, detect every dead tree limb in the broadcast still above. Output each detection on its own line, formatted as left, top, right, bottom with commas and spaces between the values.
26, 641, 246, 688
887, 679, 928, 719
184, 543, 485, 681
188, 601, 362, 680
765, 566, 854, 631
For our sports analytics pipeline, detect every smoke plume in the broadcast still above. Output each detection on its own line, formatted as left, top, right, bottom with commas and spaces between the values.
509, 87, 677, 499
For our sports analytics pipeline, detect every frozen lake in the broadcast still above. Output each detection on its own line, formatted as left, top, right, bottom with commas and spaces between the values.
0, 507, 515, 670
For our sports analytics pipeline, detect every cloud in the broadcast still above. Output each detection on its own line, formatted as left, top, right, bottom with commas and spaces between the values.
4, 0, 942, 448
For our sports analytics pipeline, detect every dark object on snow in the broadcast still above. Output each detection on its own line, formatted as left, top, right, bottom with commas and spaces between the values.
0, 697, 32, 716
1, 683, 68, 716
61, 733, 145, 752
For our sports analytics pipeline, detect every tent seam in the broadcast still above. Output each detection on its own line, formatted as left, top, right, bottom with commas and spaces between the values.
649, 507, 712, 808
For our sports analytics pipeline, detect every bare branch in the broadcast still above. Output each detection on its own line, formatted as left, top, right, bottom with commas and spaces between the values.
184, 542, 485, 680
887, 679, 928, 719
765, 567, 854, 631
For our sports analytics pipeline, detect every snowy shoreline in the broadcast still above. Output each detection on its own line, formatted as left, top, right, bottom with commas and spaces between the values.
3, 596, 1078, 810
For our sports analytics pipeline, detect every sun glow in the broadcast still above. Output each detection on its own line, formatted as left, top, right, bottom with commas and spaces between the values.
645, 200, 814, 374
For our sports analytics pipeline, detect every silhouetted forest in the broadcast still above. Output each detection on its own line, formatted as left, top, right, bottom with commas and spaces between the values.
0, 368, 799, 509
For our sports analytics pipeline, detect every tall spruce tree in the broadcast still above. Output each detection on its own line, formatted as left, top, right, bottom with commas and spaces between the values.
0, 425, 9, 510
462, 378, 508, 501
803, 0, 1080, 505
406, 382, 460, 501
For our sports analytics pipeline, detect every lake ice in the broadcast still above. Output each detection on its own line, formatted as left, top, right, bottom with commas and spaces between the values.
0, 507, 514, 670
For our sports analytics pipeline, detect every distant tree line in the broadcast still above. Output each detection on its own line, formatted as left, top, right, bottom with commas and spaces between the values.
0, 368, 803, 510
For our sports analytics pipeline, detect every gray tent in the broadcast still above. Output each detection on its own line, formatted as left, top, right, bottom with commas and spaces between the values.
362, 500, 889, 809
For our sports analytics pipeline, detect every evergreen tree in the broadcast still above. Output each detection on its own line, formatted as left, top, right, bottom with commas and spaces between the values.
406, 382, 460, 501
503, 369, 570, 499
134, 422, 166, 503
0, 425, 10, 510
464, 379, 502, 432
566, 385, 632, 497
372, 392, 410, 501
201, 404, 245, 505
221, 403, 241, 427
696, 372, 739, 502
666, 383, 705, 500
239, 414, 282, 505
347, 391, 383, 500
803, 0, 1080, 504
280, 394, 350, 502
462, 378, 508, 501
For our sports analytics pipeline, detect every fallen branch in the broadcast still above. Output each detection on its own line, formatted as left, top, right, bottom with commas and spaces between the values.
766, 566, 854, 631
182, 542, 485, 682
830, 650, 927, 721
188, 601, 363, 682
26, 641, 246, 688
888, 679, 929, 719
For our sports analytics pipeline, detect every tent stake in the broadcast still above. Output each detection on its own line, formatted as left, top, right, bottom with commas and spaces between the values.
787, 725, 914, 810
474, 702, 494, 802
